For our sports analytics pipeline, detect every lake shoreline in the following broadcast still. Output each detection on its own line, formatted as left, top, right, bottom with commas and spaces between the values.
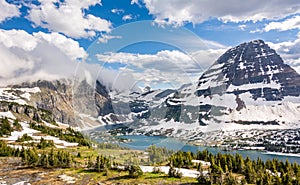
116, 135, 300, 164
263, 151, 300, 158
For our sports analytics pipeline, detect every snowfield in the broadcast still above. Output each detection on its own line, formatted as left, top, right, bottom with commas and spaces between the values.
0, 111, 16, 120
0, 119, 78, 148
139, 165, 207, 178
0, 87, 41, 105
1, 122, 40, 142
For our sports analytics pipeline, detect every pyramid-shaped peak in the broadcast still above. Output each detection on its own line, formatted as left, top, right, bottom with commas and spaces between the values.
238, 39, 265, 47
197, 40, 300, 100
218, 39, 277, 65
249, 39, 265, 44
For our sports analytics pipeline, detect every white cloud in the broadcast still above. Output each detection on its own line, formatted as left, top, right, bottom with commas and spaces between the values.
0, 1, 20, 23
0, 44, 34, 79
28, 0, 111, 38
131, 0, 139, 5
264, 15, 300, 32
97, 50, 195, 71
111, 8, 124, 14
249, 29, 261, 34
0, 29, 130, 92
0, 29, 38, 51
33, 31, 87, 60
190, 49, 227, 70
98, 34, 122, 43
0, 29, 87, 85
141, 0, 300, 26
130, 0, 142, 7
96, 49, 225, 87
267, 33, 300, 73
122, 14, 133, 21
238, 24, 247, 31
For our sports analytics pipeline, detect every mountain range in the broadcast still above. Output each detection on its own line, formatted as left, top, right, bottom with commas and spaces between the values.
1, 40, 299, 140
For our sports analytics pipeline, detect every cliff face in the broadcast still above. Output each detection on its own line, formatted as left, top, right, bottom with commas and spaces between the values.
6, 79, 114, 128
28, 80, 75, 125
0, 101, 55, 124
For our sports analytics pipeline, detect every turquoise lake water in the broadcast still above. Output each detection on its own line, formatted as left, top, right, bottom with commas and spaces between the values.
118, 135, 300, 164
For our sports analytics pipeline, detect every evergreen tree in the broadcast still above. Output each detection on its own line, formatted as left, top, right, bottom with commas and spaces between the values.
37, 137, 54, 149
20, 147, 28, 164
39, 152, 50, 168
224, 172, 237, 185
128, 165, 143, 178
263, 171, 272, 185
96, 155, 101, 172
14, 148, 20, 157
0, 140, 15, 156
13, 119, 22, 131
282, 173, 293, 185
235, 154, 244, 173
65, 152, 72, 168
244, 160, 256, 184
197, 175, 211, 185
273, 176, 281, 185
48, 148, 58, 167
0, 117, 13, 136
16, 134, 33, 142
210, 163, 223, 184
27, 147, 39, 166
168, 164, 182, 178
87, 156, 94, 169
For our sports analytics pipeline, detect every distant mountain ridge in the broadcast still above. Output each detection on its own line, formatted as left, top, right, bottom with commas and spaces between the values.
104, 40, 300, 127
1, 40, 299, 140
118, 40, 300, 139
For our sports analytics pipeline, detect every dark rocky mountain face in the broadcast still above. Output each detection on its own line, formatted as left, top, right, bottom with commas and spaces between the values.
94, 40, 300, 131
105, 40, 300, 130
197, 40, 300, 100
159, 40, 300, 127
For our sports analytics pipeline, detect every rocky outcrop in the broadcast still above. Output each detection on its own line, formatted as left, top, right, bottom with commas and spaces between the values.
0, 101, 53, 123
10, 79, 114, 127
95, 80, 114, 116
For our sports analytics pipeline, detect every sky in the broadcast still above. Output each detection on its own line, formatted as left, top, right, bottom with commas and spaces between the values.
1, 0, 300, 91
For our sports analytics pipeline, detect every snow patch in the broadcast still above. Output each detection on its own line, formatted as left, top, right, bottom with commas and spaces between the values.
0, 111, 16, 120
139, 165, 205, 178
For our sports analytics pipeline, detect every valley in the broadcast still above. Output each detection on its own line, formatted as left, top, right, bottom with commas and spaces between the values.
2, 0, 300, 184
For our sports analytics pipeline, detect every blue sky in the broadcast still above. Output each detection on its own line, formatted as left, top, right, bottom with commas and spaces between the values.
1, 0, 300, 90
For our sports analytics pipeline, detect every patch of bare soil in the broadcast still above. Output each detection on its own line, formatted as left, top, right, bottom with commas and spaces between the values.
0, 157, 78, 185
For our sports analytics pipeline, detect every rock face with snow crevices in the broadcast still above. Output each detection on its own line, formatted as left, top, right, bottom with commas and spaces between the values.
193, 40, 300, 125
1, 79, 114, 128
197, 39, 300, 100
102, 40, 300, 135
160, 40, 300, 128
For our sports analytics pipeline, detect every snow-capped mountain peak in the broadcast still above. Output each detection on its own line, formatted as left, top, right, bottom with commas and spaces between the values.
197, 40, 300, 101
